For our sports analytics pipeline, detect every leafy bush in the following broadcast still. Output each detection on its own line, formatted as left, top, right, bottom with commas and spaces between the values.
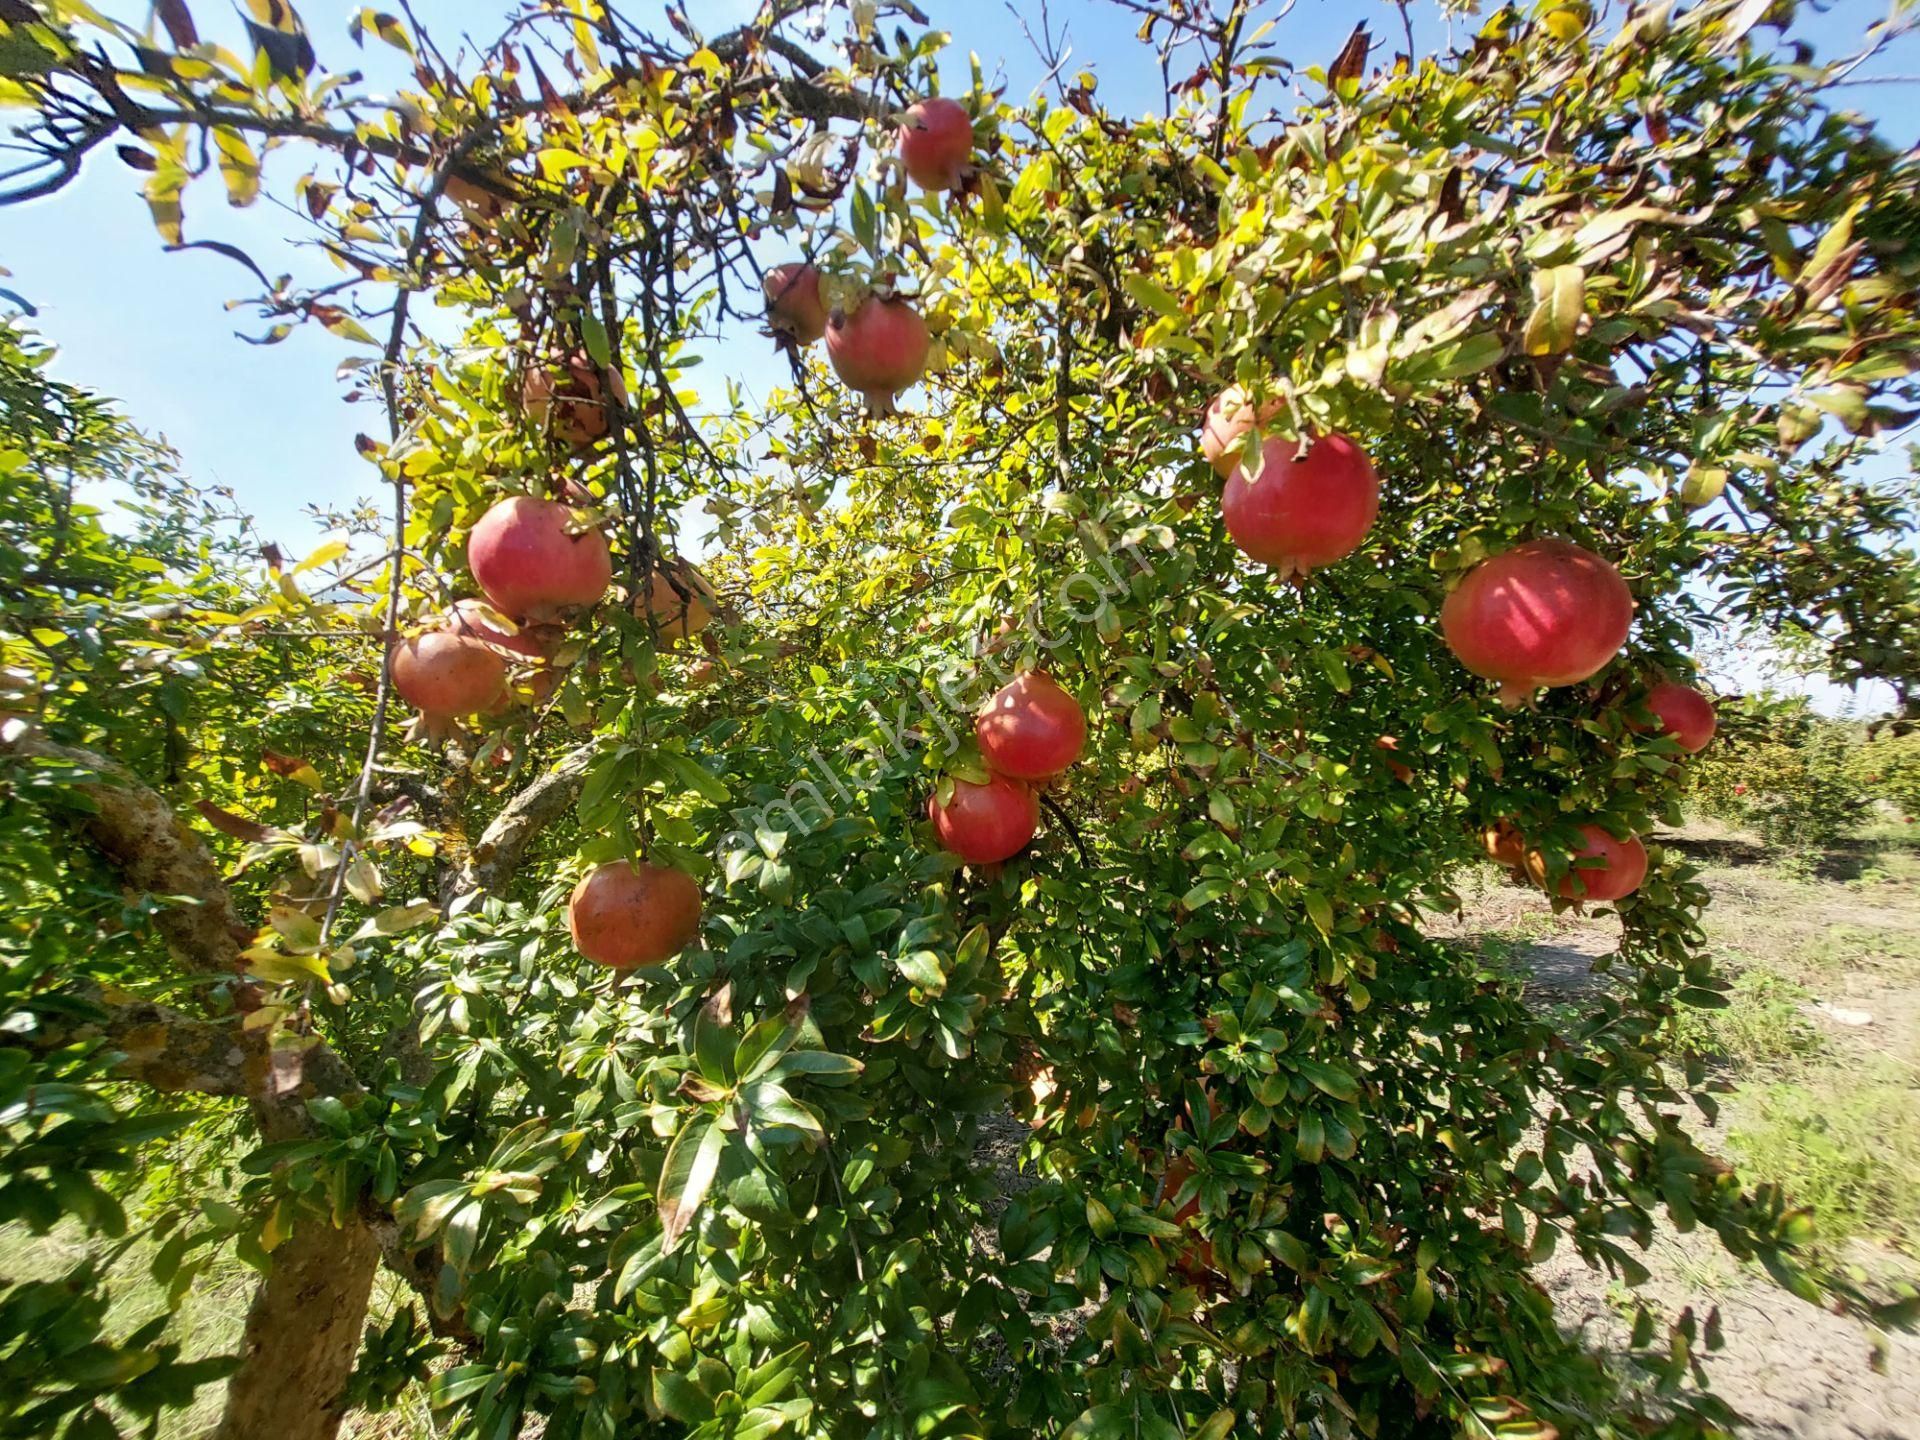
1853, 726, 1920, 823
1689, 697, 1873, 849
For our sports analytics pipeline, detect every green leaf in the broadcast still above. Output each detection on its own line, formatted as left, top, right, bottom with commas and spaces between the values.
735, 1011, 802, 1082
1523, 265, 1586, 356
1294, 1056, 1359, 1103
1122, 274, 1182, 318
897, 948, 947, 994
657, 1116, 726, 1250
579, 309, 612, 369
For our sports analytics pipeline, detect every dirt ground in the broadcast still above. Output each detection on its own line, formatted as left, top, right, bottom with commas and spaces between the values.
1438, 824, 1920, 1440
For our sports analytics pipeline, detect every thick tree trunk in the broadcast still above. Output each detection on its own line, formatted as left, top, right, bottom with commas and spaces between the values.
214, 1213, 381, 1440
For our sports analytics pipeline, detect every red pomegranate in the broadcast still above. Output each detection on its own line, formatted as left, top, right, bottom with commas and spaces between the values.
826, 296, 930, 413
522, 352, 625, 448
898, 97, 974, 191
977, 672, 1086, 780
448, 599, 558, 661
567, 860, 703, 969
928, 773, 1039, 865
764, 263, 828, 345
468, 495, 613, 623
1220, 432, 1380, 577
1640, 681, 1717, 753
1200, 385, 1283, 477
1440, 538, 1633, 707
1531, 824, 1648, 903
391, 629, 507, 717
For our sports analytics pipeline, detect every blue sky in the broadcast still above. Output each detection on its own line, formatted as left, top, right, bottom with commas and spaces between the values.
1, 0, 1913, 710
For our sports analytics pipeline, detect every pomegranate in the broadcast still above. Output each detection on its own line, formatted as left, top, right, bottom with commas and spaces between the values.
898, 97, 974, 192
928, 773, 1039, 865
976, 672, 1086, 781
764, 263, 828, 345
1640, 681, 1717, 753
567, 860, 703, 969
1440, 538, 1633, 706
638, 560, 717, 645
522, 352, 625, 448
391, 628, 507, 717
1200, 385, 1283, 477
826, 296, 930, 413
1374, 735, 1414, 784
1158, 1152, 1216, 1274
448, 598, 558, 661
1220, 432, 1380, 576
1480, 822, 1527, 870
468, 495, 612, 623
1530, 824, 1648, 903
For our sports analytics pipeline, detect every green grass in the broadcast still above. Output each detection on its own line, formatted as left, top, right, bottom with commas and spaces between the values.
1729, 1062, 1920, 1257
1670, 966, 1819, 1071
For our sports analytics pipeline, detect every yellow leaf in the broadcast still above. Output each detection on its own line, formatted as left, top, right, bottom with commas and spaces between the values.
292, 539, 349, 574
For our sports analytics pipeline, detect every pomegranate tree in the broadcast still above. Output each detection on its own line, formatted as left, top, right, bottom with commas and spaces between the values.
1219, 432, 1380, 576
567, 860, 703, 969
976, 671, 1086, 780
826, 295, 930, 413
1640, 681, 1718, 753
928, 773, 1038, 864
1440, 538, 1634, 706
1532, 824, 1649, 903
897, 97, 973, 191
391, 628, 506, 717
763, 263, 828, 345
468, 495, 612, 623
1199, 384, 1282, 477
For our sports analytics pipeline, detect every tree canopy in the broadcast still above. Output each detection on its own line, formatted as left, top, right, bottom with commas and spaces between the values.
1, 1, 1918, 1438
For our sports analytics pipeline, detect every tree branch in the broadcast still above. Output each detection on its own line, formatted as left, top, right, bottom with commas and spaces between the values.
4, 982, 362, 1138
452, 740, 600, 898
2, 731, 247, 976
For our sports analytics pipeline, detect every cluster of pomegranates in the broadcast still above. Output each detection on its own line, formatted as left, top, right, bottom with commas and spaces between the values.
389, 492, 712, 968
929, 671, 1087, 864
761, 98, 975, 414
1199, 382, 1723, 904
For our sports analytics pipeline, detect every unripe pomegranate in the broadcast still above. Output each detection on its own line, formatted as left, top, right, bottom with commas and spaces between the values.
1200, 385, 1283, 477
448, 599, 558, 661
1640, 681, 1717, 753
1529, 824, 1648, 903
928, 773, 1038, 865
898, 97, 973, 192
977, 672, 1086, 781
827, 296, 930, 413
638, 561, 717, 646
764, 263, 828, 345
522, 352, 624, 448
1220, 432, 1380, 576
567, 860, 703, 969
1440, 538, 1633, 707
468, 496, 613, 623
391, 629, 507, 717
